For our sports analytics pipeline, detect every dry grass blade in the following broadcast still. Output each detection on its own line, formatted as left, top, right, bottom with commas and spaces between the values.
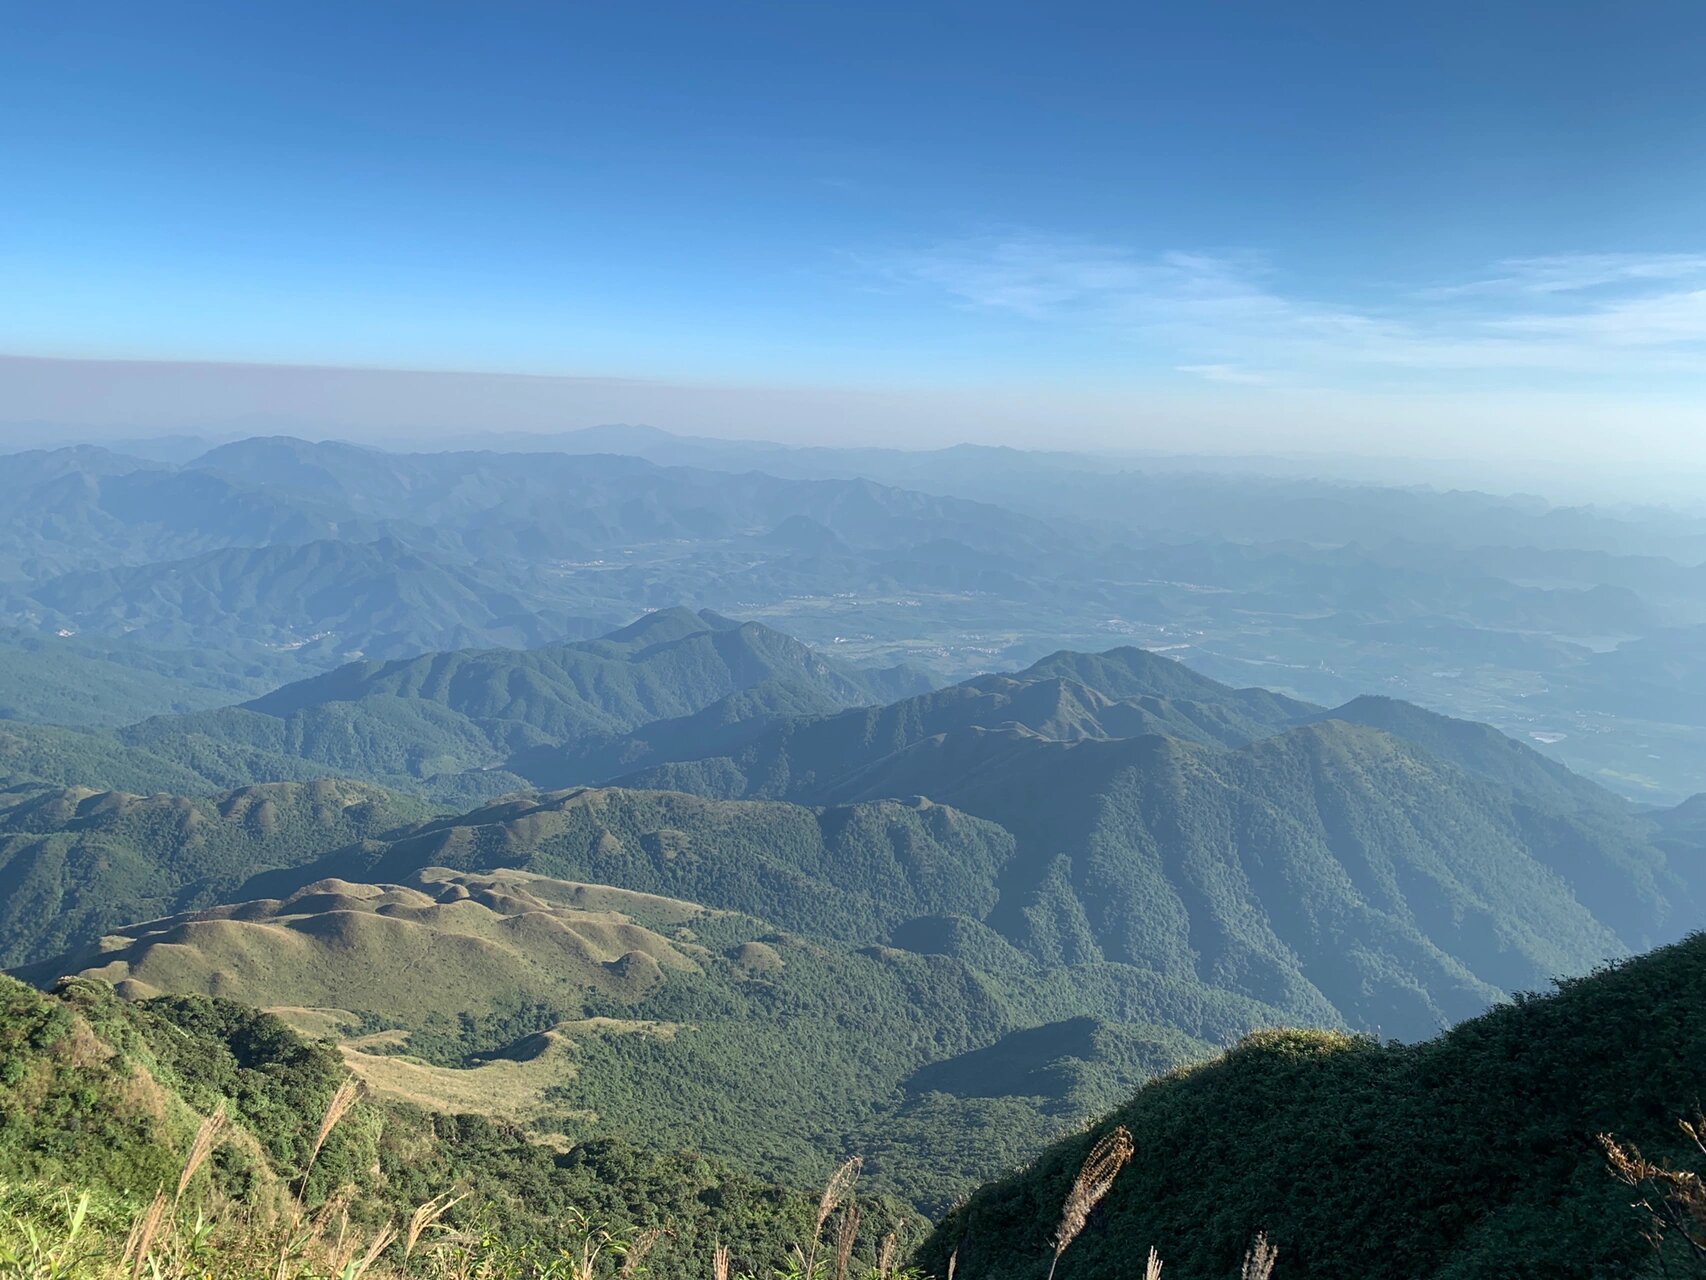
816, 1157, 863, 1234
1143, 1245, 1163, 1280
308, 1078, 361, 1171
711, 1242, 730, 1280
331, 1207, 361, 1279
1241, 1233, 1278, 1280
804, 1156, 862, 1280
123, 1191, 169, 1280
296, 1075, 362, 1205
176, 1101, 229, 1203
403, 1192, 466, 1260
1682, 1113, 1706, 1158
831, 1203, 861, 1280
946, 1245, 958, 1280
1047, 1125, 1134, 1280
621, 1225, 663, 1279
1602, 1129, 1706, 1260
876, 1231, 897, 1280
351, 1223, 398, 1280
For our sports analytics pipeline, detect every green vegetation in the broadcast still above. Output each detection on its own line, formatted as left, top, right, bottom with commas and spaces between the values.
115, 609, 928, 795
621, 688, 1698, 1038
11, 628, 1702, 1220
0, 972, 919, 1280
17, 536, 597, 660
18, 866, 1232, 1212
569, 647, 1315, 791
1, 483, 1701, 1272
0, 780, 433, 967
246, 788, 1017, 951
0, 630, 266, 727
10, 433, 1706, 802
925, 932, 1706, 1280
0, 722, 216, 798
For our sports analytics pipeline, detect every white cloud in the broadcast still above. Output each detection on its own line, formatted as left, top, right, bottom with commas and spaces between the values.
877, 237, 1706, 382
1422, 253, 1706, 298
1176, 363, 1270, 385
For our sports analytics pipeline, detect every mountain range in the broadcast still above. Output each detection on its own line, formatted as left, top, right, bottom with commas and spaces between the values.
3, 428, 1706, 1271
11, 614, 1703, 1040
4, 603, 1703, 1228
8, 434, 1706, 801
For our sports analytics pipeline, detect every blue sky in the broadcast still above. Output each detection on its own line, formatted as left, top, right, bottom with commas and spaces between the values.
5, 1, 1706, 459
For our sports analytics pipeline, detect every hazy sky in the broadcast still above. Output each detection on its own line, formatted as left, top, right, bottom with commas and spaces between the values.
6, 1, 1706, 462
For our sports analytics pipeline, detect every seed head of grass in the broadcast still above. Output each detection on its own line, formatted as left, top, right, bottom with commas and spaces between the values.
176, 1102, 229, 1204
831, 1204, 860, 1280
875, 1231, 897, 1280
351, 1223, 398, 1280
1047, 1125, 1134, 1280
309, 1079, 361, 1171
403, 1192, 465, 1260
122, 1191, 169, 1280
815, 1158, 862, 1236
1241, 1232, 1278, 1280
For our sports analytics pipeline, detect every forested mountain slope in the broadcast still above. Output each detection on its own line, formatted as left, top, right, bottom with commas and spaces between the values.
110, 609, 928, 796
0, 972, 899, 1278
0, 778, 431, 966
17, 537, 599, 657
539, 645, 1315, 791
583, 647, 1696, 1037
925, 932, 1706, 1280
246, 606, 925, 722
0, 719, 227, 796
812, 721, 1676, 1035
0, 628, 262, 725
7, 621, 1695, 1049
6, 606, 1703, 1221
16, 863, 1235, 1210
1316, 693, 1625, 812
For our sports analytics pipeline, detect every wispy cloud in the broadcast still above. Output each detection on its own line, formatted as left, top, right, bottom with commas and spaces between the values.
1175, 363, 1270, 385
874, 235, 1706, 384
1421, 252, 1706, 298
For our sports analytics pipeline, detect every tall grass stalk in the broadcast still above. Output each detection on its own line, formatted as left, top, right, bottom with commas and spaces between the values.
803, 1158, 861, 1280
300, 1078, 361, 1204
1240, 1233, 1278, 1280
173, 1104, 228, 1207
830, 1204, 860, 1280
1045, 1126, 1133, 1280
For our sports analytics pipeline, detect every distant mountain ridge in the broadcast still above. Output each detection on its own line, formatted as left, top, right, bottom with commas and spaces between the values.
0, 438, 1080, 681
8, 430, 1706, 1248
0, 777, 430, 966
528, 645, 1316, 791
561, 640, 1703, 1038
7, 432, 1706, 800
246, 606, 926, 722
17, 536, 595, 658
107, 609, 929, 798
